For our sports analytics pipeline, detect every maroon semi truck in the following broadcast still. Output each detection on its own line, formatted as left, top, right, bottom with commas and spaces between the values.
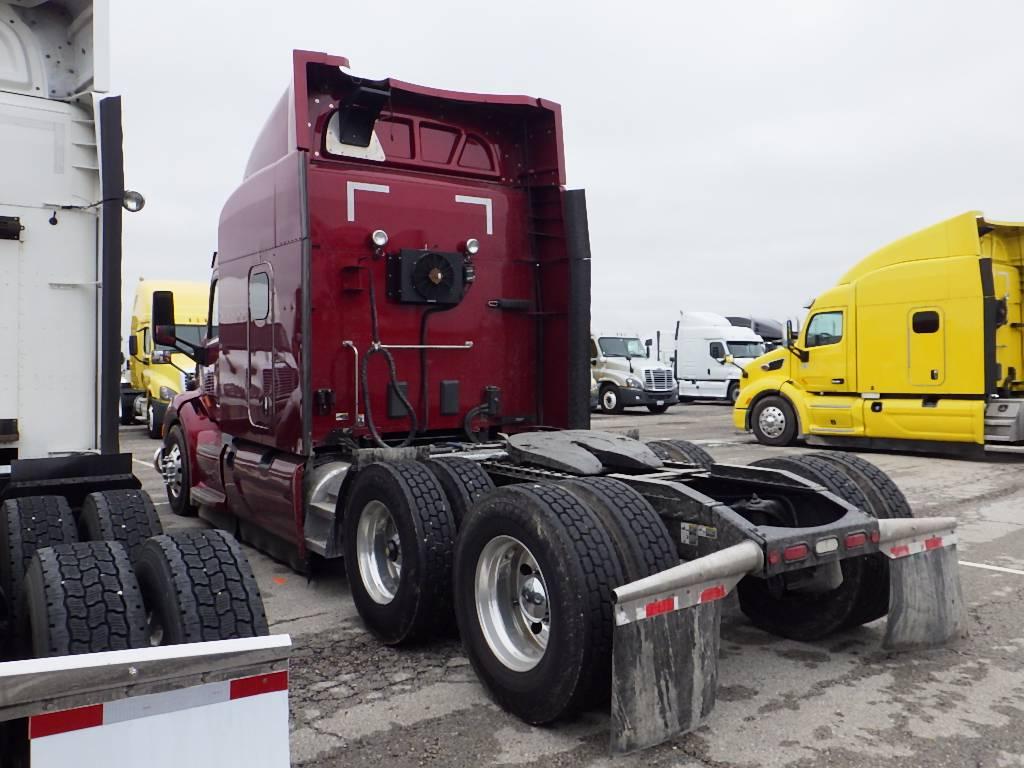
153, 50, 965, 752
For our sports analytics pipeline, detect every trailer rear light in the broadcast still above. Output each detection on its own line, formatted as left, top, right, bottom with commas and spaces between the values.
845, 532, 867, 549
782, 544, 809, 562
767, 550, 781, 566
870, 530, 880, 544
814, 537, 839, 555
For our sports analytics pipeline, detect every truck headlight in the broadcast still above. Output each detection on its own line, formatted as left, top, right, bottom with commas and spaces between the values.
625, 377, 642, 389
159, 386, 178, 401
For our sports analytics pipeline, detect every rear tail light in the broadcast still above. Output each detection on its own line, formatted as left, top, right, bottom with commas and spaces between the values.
845, 532, 867, 549
814, 537, 839, 555
783, 544, 809, 562
869, 529, 880, 544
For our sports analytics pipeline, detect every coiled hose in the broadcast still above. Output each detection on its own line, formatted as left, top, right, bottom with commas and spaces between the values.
361, 278, 419, 448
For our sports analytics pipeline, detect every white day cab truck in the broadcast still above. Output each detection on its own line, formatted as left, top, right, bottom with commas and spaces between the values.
0, 2, 284, 765
673, 312, 766, 404
590, 333, 679, 413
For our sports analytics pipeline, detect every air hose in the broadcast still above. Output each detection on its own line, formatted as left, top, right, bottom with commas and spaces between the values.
361, 277, 419, 448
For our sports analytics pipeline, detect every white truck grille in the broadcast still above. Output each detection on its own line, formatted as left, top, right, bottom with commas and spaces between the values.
644, 369, 674, 392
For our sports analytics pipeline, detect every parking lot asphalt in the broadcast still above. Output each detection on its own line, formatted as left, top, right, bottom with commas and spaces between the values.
122, 403, 1024, 768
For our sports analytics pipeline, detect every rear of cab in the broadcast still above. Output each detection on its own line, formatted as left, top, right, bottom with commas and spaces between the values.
736, 212, 1024, 450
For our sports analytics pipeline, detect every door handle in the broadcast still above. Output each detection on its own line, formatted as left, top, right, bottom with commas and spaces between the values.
870, 401, 883, 413
930, 369, 939, 380
831, 378, 845, 385
262, 394, 272, 415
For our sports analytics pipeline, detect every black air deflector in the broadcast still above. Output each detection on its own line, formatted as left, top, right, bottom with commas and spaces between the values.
335, 85, 390, 147
388, 249, 466, 305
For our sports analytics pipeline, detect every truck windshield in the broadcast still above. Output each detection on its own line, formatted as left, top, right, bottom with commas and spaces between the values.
156, 325, 205, 352
727, 341, 766, 358
599, 337, 646, 357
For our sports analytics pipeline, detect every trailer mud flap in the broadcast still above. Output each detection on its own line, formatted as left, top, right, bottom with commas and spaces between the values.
876, 516, 966, 650
610, 541, 763, 754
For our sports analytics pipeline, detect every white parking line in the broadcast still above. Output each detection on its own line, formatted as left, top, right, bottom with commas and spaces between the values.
960, 560, 1024, 577
132, 458, 153, 470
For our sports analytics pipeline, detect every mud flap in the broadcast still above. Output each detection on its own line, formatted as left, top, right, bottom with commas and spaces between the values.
609, 541, 763, 754
876, 516, 966, 650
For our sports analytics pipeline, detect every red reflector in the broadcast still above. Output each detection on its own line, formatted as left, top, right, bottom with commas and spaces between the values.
845, 532, 867, 549
767, 550, 781, 565
644, 597, 676, 618
30, 704, 103, 739
890, 544, 910, 557
230, 670, 289, 700
870, 530, 880, 544
925, 536, 943, 550
783, 544, 809, 562
699, 585, 727, 603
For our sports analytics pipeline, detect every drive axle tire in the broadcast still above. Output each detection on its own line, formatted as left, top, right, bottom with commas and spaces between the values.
807, 451, 913, 626
343, 462, 455, 645
135, 529, 268, 646
739, 455, 882, 640
751, 395, 798, 447
454, 483, 624, 724
0, 496, 77, 657
79, 490, 163, 562
163, 425, 197, 517
599, 384, 624, 414
647, 403, 670, 414
423, 457, 495, 529
19, 541, 148, 658
559, 477, 677, 581
646, 438, 715, 469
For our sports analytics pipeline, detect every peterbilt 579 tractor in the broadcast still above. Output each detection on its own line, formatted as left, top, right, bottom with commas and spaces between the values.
154, 49, 966, 753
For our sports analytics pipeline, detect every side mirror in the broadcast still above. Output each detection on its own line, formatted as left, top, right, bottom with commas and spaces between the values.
644, 338, 653, 358
784, 320, 794, 348
128, 335, 138, 357
724, 354, 734, 365
152, 290, 176, 346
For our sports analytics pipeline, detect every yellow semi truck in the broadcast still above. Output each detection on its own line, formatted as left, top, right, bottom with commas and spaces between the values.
123, 279, 209, 438
735, 211, 1024, 456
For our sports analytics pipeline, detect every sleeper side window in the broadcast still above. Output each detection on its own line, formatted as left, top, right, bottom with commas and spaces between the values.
912, 310, 940, 334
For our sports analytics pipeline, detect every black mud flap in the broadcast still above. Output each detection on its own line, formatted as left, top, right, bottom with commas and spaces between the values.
0, 453, 140, 507
609, 541, 763, 753
877, 516, 966, 650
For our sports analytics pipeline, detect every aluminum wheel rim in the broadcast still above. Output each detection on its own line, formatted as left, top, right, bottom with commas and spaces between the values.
475, 535, 550, 672
758, 405, 786, 439
163, 444, 183, 499
148, 403, 155, 432
602, 390, 617, 411
356, 500, 402, 605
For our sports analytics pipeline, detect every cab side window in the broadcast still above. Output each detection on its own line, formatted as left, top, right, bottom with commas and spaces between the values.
589, 339, 599, 359
709, 342, 725, 359
249, 271, 270, 323
208, 280, 219, 340
805, 311, 843, 348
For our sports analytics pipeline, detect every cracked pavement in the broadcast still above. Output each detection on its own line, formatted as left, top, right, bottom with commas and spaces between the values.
122, 403, 1024, 767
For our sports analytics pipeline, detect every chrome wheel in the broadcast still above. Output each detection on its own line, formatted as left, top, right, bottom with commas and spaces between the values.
147, 403, 155, 433
356, 500, 402, 605
475, 535, 550, 672
162, 444, 183, 499
758, 405, 786, 439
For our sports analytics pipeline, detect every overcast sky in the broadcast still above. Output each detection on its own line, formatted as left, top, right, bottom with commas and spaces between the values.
111, 0, 1024, 343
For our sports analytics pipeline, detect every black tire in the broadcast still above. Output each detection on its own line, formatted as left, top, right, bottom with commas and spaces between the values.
135, 529, 268, 646
146, 399, 166, 440
599, 384, 624, 414
18, 541, 148, 658
422, 457, 495, 529
559, 477, 677, 581
343, 462, 455, 645
727, 381, 740, 404
647, 403, 670, 414
645, 438, 715, 469
0, 496, 77, 657
78, 490, 163, 562
750, 395, 798, 447
806, 451, 913, 626
454, 483, 624, 723
738, 454, 883, 640
120, 391, 137, 425
163, 425, 197, 517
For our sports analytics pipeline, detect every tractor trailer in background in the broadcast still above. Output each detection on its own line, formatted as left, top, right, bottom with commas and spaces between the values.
736, 212, 1024, 456
673, 311, 765, 403
0, 3, 279, 763
153, 49, 966, 753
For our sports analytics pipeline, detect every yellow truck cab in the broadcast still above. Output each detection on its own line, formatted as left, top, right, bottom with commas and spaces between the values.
735, 212, 1024, 456
123, 279, 209, 438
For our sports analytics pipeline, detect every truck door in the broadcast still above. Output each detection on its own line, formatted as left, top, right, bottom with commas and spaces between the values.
994, 265, 1023, 387
796, 309, 849, 391
907, 308, 945, 386
247, 264, 275, 429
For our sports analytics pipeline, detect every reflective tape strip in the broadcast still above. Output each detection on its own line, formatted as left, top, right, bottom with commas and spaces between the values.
616, 579, 734, 626
882, 530, 958, 560
28, 670, 288, 739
